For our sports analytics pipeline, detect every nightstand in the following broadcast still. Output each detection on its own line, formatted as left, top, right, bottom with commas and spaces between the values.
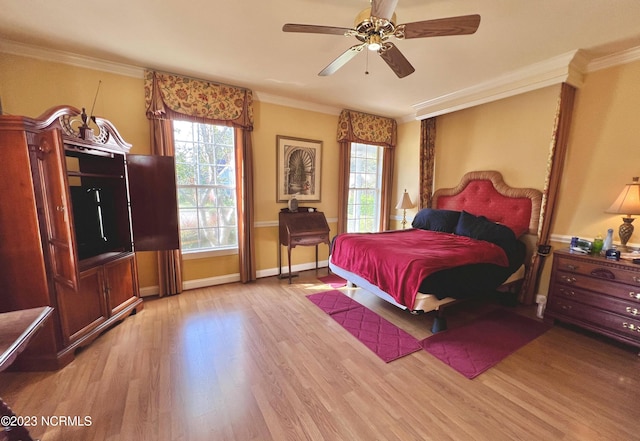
545, 249, 640, 353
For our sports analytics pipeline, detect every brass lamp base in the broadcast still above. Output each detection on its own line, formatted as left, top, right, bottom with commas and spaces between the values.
619, 217, 635, 250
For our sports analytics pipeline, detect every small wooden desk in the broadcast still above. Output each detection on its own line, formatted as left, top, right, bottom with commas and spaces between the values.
278, 209, 330, 284
1, 306, 53, 441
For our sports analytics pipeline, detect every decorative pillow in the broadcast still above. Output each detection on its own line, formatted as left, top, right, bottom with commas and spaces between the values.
454, 210, 518, 254
411, 209, 461, 233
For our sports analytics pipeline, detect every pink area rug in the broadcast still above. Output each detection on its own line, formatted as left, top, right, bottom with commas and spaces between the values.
317, 273, 347, 288
421, 308, 551, 379
307, 290, 422, 362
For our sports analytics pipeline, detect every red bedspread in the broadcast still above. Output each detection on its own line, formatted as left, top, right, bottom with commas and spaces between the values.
330, 229, 509, 309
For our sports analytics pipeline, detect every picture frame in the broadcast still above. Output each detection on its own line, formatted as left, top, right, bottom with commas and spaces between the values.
276, 135, 322, 203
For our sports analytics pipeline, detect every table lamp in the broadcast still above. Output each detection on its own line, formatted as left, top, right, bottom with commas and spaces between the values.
606, 176, 640, 250
396, 189, 415, 229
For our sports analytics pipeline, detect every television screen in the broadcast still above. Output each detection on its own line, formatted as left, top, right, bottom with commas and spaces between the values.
69, 186, 119, 260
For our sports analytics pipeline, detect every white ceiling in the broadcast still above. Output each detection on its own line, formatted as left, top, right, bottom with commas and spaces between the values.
1, 0, 640, 120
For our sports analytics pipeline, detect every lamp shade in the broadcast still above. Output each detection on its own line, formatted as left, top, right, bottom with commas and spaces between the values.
606, 177, 640, 215
396, 189, 414, 210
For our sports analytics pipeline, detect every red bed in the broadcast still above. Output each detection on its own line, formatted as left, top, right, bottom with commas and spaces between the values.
329, 170, 542, 332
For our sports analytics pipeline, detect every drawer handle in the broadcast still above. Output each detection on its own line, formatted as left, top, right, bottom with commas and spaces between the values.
626, 307, 639, 316
561, 304, 572, 311
630, 292, 640, 301
559, 288, 575, 296
566, 264, 578, 271
623, 322, 640, 333
560, 276, 576, 284
633, 276, 640, 284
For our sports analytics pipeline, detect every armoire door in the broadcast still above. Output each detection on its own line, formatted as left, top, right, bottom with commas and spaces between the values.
35, 128, 79, 291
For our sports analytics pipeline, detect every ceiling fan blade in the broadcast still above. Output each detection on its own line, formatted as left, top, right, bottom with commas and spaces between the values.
318, 44, 366, 76
370, 0, 398, 20
282, 23, 352, 35
379, 43, 415, 78
401, 14, 481, 39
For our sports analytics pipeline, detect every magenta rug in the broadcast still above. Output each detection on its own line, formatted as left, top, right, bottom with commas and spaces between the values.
317, 273, 347, 288
421, 308, 551, 379
308, 290, 422, 362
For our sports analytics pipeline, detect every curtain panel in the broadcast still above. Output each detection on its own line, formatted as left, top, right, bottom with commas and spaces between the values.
144, 70, 257, 292
419, 117, 436, 209
336, 109, 397, 233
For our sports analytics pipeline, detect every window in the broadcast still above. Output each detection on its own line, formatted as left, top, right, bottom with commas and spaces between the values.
173, 120, 237, 253
347, 143, 383, 233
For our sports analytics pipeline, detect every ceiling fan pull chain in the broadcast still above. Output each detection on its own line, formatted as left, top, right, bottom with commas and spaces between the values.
365, 48, 370, 75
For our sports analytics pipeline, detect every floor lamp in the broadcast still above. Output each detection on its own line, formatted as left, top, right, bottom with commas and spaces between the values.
396, 189, 415, 229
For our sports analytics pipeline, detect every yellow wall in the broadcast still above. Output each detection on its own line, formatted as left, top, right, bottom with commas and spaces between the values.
0, 53, 341, 291
555, 61, 640, 240
3, 51, 639, 298
252, 100, 340, 272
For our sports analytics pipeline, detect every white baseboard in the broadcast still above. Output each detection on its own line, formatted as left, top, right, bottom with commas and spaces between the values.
139, 260, 330, 297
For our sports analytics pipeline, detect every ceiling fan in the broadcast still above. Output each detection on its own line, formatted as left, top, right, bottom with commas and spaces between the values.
282, 0, 480, 78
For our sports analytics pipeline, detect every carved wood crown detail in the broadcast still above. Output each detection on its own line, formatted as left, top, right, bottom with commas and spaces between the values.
60, 112, 110, 145
30, 105, 132, 153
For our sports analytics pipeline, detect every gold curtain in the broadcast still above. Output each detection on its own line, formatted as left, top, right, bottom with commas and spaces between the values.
144, 70, 256, 294
419, 117, 436, 209
336, 109, 397, 233
521, 82, 577, 304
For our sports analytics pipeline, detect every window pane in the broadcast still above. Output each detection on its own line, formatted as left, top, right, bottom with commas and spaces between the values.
178, 187, 197, 208
179, 209, 198, 229
198, 208, 219, 228
174, 120, 238, 251
347, 143, 382, 233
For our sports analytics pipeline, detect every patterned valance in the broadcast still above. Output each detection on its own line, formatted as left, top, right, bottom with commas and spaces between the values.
144, 70, 253, 129
336, 109, 397, 148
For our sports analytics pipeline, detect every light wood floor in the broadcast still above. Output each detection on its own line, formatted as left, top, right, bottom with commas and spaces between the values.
1, 270, 638, 441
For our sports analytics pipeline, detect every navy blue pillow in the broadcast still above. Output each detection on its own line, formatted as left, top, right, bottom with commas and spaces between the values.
455, 211, 524, 264
411, 209, 461, 233
454, 210, 518, 254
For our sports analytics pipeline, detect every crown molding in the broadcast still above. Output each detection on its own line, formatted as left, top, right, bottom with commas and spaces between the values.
253, 91, 341, 116
411, 45, 640, 120
0, 39, 144, 78
4, 38, 639, 122
584, 45, 640, 73
412, 51, 584, 120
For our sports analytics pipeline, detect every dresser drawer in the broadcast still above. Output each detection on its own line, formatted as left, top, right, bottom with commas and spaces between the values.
547, 296, 640, 343
290, 233, 329, 246
552, 284, 640, 319
554, 255, 640, 287
554, 270, 640, 304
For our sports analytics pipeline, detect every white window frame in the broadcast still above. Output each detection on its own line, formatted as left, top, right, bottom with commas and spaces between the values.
347, 142, 383, 233
173, 120, 239, 257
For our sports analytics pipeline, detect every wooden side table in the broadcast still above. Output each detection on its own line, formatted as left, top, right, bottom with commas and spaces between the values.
278, 209, 330, 284
1, 306, 53, 441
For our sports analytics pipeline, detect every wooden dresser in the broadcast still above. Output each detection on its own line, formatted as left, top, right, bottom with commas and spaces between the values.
545, 249, 640, 352
278, 209, 330, 283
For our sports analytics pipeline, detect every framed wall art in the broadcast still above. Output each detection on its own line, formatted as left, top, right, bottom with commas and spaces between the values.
276, 135, 322, 203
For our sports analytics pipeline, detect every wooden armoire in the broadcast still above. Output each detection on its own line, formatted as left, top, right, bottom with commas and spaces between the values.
0, 105, 179, 371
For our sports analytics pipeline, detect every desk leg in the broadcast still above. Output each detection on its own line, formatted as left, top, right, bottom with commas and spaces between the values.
1, 397, 35, 441
277, 243, 282, 278
287, 246, 292, 284
315, 245, 319, 270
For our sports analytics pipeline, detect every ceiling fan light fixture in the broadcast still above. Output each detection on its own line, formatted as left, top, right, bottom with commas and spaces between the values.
367, 34, 382, 51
